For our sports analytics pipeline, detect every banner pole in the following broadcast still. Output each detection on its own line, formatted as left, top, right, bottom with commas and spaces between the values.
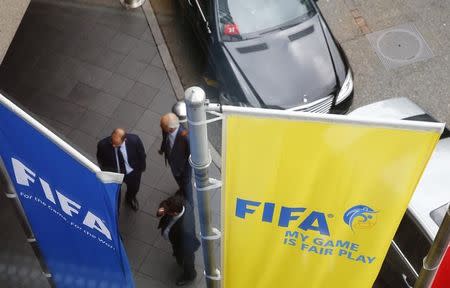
0, 156, 56, 288
185, 87, 220, 288
415, 205, 450, 288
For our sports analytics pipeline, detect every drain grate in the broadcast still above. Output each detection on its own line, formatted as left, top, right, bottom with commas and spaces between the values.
366, 23, 433, 70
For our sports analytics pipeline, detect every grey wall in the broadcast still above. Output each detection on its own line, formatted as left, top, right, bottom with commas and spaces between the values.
0, 0, 30, 64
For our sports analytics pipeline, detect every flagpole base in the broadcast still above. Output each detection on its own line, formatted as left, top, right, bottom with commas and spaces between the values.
120, 0, 145, 9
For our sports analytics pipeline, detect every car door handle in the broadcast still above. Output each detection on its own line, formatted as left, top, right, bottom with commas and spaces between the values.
402, 274, 413, 288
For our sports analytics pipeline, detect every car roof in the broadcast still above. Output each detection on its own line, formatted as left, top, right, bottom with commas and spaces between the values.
349, 97, 450, 240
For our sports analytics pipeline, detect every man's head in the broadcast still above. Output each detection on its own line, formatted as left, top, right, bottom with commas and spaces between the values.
160, 113, 180, 134
157, 194, 184, 217
111, 128, 126, 147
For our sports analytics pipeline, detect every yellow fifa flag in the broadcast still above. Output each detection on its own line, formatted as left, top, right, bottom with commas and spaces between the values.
221, 109, 443, 288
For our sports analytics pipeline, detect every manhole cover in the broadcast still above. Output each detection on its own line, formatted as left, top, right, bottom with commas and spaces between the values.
378, 30, 421, 61
367, 23, 433, 70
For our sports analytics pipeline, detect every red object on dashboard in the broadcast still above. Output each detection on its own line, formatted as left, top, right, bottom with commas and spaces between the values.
432, 245, 450, 288
224, 23, 240, 35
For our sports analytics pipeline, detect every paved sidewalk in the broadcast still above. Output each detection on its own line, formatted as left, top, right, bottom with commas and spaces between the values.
317, 0, 450, 124
0, 0, 220, 287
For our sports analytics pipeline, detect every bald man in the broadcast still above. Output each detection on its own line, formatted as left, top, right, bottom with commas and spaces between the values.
159, 113, 193, 205
97, 128, 146, 211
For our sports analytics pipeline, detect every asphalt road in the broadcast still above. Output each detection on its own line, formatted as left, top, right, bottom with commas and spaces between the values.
149, 0, 450, 154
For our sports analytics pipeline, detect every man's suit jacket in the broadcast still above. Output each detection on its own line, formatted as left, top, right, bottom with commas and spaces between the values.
96, 134, 147, 173
160, 127, 190, 179
157, 202, 201, 257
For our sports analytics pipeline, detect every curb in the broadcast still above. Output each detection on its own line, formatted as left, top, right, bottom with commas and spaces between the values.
141, 1, 222, 170
141, 1, 184, 101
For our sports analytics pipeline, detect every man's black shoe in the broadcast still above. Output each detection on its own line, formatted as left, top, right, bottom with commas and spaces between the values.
176, 272, 197, 286
132, 198, 139, 211
127, 198, 139, 211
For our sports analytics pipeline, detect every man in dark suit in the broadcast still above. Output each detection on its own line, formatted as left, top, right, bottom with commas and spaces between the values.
96, 128, 146, 211
159, 113, 193, 205
157, 194, 200, 286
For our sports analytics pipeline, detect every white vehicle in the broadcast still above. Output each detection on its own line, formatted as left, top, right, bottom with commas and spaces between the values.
349, 97, 450, 287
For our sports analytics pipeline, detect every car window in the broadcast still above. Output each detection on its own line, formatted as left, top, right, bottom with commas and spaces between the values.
197, 0, 208, 18
393, 210, 431, 273
217, 0, 315, 41
430, 202, 449, 226
377, 241, 418, 288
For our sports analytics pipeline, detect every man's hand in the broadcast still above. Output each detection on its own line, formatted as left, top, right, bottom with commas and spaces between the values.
157, 207, 165, 217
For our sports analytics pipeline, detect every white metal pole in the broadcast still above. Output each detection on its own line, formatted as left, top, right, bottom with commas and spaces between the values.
0, 156, 56, 288
414, 205, 450, 288
185, 87, 220, 288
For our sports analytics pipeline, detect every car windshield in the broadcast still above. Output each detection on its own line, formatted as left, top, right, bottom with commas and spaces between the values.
218, 0, 315, 41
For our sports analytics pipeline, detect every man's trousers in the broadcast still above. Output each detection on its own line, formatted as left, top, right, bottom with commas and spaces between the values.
120, 170, 142, 208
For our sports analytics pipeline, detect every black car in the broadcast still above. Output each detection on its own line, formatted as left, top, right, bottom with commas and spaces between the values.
177, 0, 354, 113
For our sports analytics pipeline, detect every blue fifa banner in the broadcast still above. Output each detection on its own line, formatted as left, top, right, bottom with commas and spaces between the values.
0, 93, 134, 288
